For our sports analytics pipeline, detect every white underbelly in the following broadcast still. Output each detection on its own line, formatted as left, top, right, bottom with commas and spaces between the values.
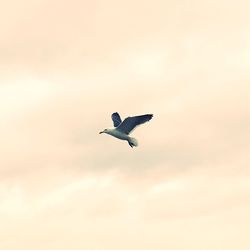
109, 130, 129, 140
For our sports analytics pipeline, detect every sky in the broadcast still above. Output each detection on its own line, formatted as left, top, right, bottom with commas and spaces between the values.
0, 0, 250, 249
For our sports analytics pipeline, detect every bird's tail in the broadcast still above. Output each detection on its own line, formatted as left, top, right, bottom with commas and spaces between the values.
128, 137, 138, 148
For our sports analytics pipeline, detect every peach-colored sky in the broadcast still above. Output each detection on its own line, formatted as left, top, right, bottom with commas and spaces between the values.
1, 0, 250, 249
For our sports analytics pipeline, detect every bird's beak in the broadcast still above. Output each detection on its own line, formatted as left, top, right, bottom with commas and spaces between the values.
99, 131, 104, 134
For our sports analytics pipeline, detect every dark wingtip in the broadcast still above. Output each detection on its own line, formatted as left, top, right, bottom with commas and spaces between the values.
148, 114, 153, 120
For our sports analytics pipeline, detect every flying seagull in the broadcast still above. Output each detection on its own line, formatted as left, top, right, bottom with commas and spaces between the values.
99, 112, 153, 148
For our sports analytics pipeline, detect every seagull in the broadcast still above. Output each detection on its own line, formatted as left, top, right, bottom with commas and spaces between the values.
99, 112, 153, 148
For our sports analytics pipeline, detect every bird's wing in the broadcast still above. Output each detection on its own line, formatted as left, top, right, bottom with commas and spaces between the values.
111, 112, 122, 127
116, 114, 153, 134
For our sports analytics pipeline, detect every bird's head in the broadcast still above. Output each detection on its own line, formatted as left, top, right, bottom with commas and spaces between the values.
99, 129, 108, 134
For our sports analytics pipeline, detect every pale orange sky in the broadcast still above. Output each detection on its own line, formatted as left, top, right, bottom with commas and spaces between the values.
0, 0, 250, 249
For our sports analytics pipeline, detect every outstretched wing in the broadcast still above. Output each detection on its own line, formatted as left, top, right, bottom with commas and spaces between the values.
116, 114, 153, 134
111, 112, 122, 127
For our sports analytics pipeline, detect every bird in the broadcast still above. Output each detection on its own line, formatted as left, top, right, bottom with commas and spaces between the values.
99, 112, 153, 148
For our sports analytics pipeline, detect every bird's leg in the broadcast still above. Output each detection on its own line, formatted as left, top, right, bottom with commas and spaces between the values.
128, 141, 134, 148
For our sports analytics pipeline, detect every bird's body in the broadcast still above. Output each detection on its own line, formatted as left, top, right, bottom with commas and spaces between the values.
102, 128, 138, 147
104, 128, 130, 140
99, 112, 153, 148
